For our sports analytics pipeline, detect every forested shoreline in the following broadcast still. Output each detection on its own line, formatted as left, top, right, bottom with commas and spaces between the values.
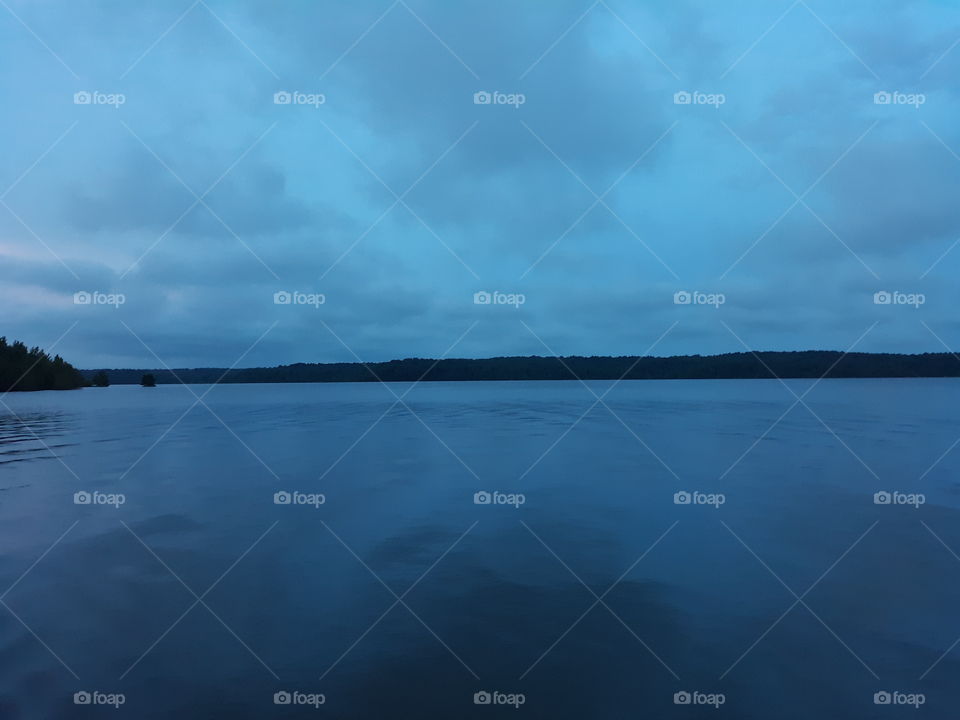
80, 351, 960, 386
0, 338, 86, 391
6, 340, 957, 392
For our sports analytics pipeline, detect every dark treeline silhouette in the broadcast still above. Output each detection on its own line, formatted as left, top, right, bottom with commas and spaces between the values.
0, 337, 86, 391
82, 351, 960, 386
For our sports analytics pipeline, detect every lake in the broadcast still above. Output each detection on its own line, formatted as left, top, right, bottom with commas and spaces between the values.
1, 379, 959, 718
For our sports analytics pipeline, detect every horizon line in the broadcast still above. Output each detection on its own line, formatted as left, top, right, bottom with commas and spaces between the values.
80, 348, 960, 373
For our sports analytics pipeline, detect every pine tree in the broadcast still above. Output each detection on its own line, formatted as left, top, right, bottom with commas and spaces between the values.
0, 336, 86, 391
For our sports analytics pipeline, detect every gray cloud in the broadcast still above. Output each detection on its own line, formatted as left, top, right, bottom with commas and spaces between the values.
2, 0, 960, 367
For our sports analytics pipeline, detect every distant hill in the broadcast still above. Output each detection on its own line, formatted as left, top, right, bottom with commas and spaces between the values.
82, 351, 960, 385
0, 337, 86, 391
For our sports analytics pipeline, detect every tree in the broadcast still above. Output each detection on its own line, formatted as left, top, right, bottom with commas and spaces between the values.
91, 371, 110, 387
140, 373, 156, 387
0, 336, 86, 391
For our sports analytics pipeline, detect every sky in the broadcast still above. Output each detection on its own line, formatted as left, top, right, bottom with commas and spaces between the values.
1, 0, 959, 369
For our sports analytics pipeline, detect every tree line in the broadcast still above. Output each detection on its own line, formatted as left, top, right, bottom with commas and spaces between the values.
82, 351, 960, 385
7, 339, 959, 392
0, 337, 86, 391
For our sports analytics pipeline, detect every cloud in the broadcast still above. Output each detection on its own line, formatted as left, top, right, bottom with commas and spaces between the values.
3, 0, 960, 366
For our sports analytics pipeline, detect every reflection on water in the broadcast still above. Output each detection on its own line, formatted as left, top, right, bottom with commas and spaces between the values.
0, 380, 959, 718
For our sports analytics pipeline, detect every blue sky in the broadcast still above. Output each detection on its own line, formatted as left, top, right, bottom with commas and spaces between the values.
1, 0, 959, 368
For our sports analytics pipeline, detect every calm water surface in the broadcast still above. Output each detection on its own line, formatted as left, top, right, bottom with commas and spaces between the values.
1, 379, 960, 718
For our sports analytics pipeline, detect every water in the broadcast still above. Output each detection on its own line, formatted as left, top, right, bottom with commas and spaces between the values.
1, 379, 959, 718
